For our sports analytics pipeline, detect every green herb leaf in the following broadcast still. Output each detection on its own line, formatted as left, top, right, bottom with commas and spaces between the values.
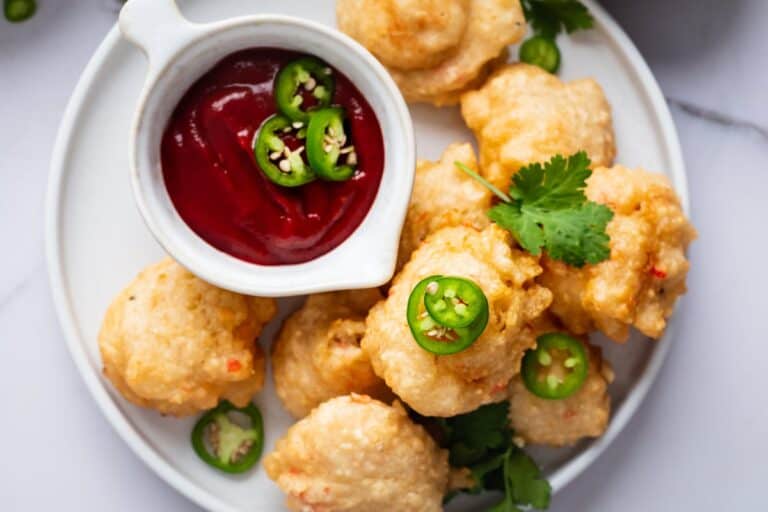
438, 401, 552, 511
443, 402, 510, 466
522, 0, 594, 39
504, 449, 552, 509
461, 152, 613, 268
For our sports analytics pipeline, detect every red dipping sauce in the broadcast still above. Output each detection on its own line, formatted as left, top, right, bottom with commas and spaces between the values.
161, 48, 385, 265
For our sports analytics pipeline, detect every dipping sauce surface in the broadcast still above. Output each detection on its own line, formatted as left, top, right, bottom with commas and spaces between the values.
161, 48, 385, 265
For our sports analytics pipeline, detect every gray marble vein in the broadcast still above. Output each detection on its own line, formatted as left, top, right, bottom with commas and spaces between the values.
667, 97, 768, 142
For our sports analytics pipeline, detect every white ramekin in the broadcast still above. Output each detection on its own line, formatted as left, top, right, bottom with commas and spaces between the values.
119, 0, 414, 297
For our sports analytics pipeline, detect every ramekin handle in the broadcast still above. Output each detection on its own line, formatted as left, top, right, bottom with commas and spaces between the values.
119, 0, 202, 77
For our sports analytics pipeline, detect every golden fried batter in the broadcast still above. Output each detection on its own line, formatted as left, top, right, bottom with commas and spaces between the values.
337, 0, 469, 71
539, 165, 697, 341
387, 0, 526, 106
272, 289, 392, 418
363, 225, 552, 417
264, 394, 449, 512
398, 143, 491, 268
98, 258, 276, 416
508, 334, 612, 447
461, 63, 616, 189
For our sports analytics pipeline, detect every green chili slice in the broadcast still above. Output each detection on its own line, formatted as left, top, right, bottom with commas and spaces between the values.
275, 57, 335, 122
4, 0, 36, 22
407, 275, 489, 355
522, 333, 588, 399
423, 276, 488, 328
306, 107, 356, 181
191, 401, 264, 474
254, 114, 315, 187
519, 35, 561, 73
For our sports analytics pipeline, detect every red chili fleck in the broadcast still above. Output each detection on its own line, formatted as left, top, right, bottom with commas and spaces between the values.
563, 409, 576, 420
490, 381, 507, 393
227, 359, 242, 372
651, 266, 667, 279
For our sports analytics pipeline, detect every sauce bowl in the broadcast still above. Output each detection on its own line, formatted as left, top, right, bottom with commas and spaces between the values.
119, 0, 414, 296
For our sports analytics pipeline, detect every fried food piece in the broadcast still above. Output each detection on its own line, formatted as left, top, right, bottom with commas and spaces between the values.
363, 225, 552, 417
398, 143, 491, 268
461, 63, 616, 189
508, 334, 613, 447
539, 165, 697, 341
336, 0, 470, 71
272, 289, 392, 418
264, 394, 449, 512
388, 0, 526, 106
98, 258, 276, 417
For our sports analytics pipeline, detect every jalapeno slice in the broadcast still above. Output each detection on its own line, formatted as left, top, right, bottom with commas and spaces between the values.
423, 276, 488, 328
407, 275, 489, 355
4, 0, 36, 22
191, 401, 264, 474
519, 35, 561, 73
306, 107, 356, 181
275, 57, 335, 123
522, 333, 588, 400
254, 114, 315, 187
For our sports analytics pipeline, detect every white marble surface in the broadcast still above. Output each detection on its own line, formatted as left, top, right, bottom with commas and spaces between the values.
0, 0, 766, 510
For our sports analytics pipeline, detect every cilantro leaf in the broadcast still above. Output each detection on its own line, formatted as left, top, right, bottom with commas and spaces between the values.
522, 0, 594, 39
467, 152, 613, 268
443, 402, 510, 466
505, 449, 552, 509
438, 401, 552, 511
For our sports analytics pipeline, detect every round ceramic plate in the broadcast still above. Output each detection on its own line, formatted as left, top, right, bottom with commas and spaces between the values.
46, 1, 688, 510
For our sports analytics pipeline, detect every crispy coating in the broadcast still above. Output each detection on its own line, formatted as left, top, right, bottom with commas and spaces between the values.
363, 225, 552, 417
98, 258, 276, 417
264, 394, 449, 512
388, 0, 526, 106
508, 335, 613, 447
272, 289, 393, 418
461, 63, 616, 189
336, 0, 469, 71
398, 143, 491, 269
539, 165, 697, 341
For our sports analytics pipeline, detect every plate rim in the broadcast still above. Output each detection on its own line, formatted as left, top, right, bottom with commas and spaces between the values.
45, 2, 688, 510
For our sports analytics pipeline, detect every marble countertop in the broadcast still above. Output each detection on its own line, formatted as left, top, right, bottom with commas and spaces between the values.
1, 0, 766, 510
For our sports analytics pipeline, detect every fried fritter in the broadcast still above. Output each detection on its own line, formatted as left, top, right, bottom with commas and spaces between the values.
98, 258, 276, 416
384, 0, 526, 106
272, 289, 392, 418
461, 63, 616, 189
363, 225, 552, 417
539, 165, 697, 341
508, 334, 613, 446
264, 394, 449, 512
336, 0, 470, 71
398, 143, 491, 268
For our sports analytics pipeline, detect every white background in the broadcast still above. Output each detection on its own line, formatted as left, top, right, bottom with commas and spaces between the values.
1, 0, 767, 510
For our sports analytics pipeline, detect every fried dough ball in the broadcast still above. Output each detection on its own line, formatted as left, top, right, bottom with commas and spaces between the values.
398, 143, 491, 268
98, 258, 276, 417
272, 289, 393, 418
264, 394, 449, 512
508, 335, 613, 447
539, 165, 697, 341
363, 225, 552, 417
336, 0, 470, 71
461, 63, 616, 189
388, 0, 526, 106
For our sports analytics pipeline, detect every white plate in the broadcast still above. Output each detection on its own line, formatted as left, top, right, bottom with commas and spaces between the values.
46, 1, 688, 511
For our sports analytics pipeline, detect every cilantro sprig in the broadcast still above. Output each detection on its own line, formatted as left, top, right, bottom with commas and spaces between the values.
455, 152, 613, 267
439, 402, 551, 511
518, 0, 594, 73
